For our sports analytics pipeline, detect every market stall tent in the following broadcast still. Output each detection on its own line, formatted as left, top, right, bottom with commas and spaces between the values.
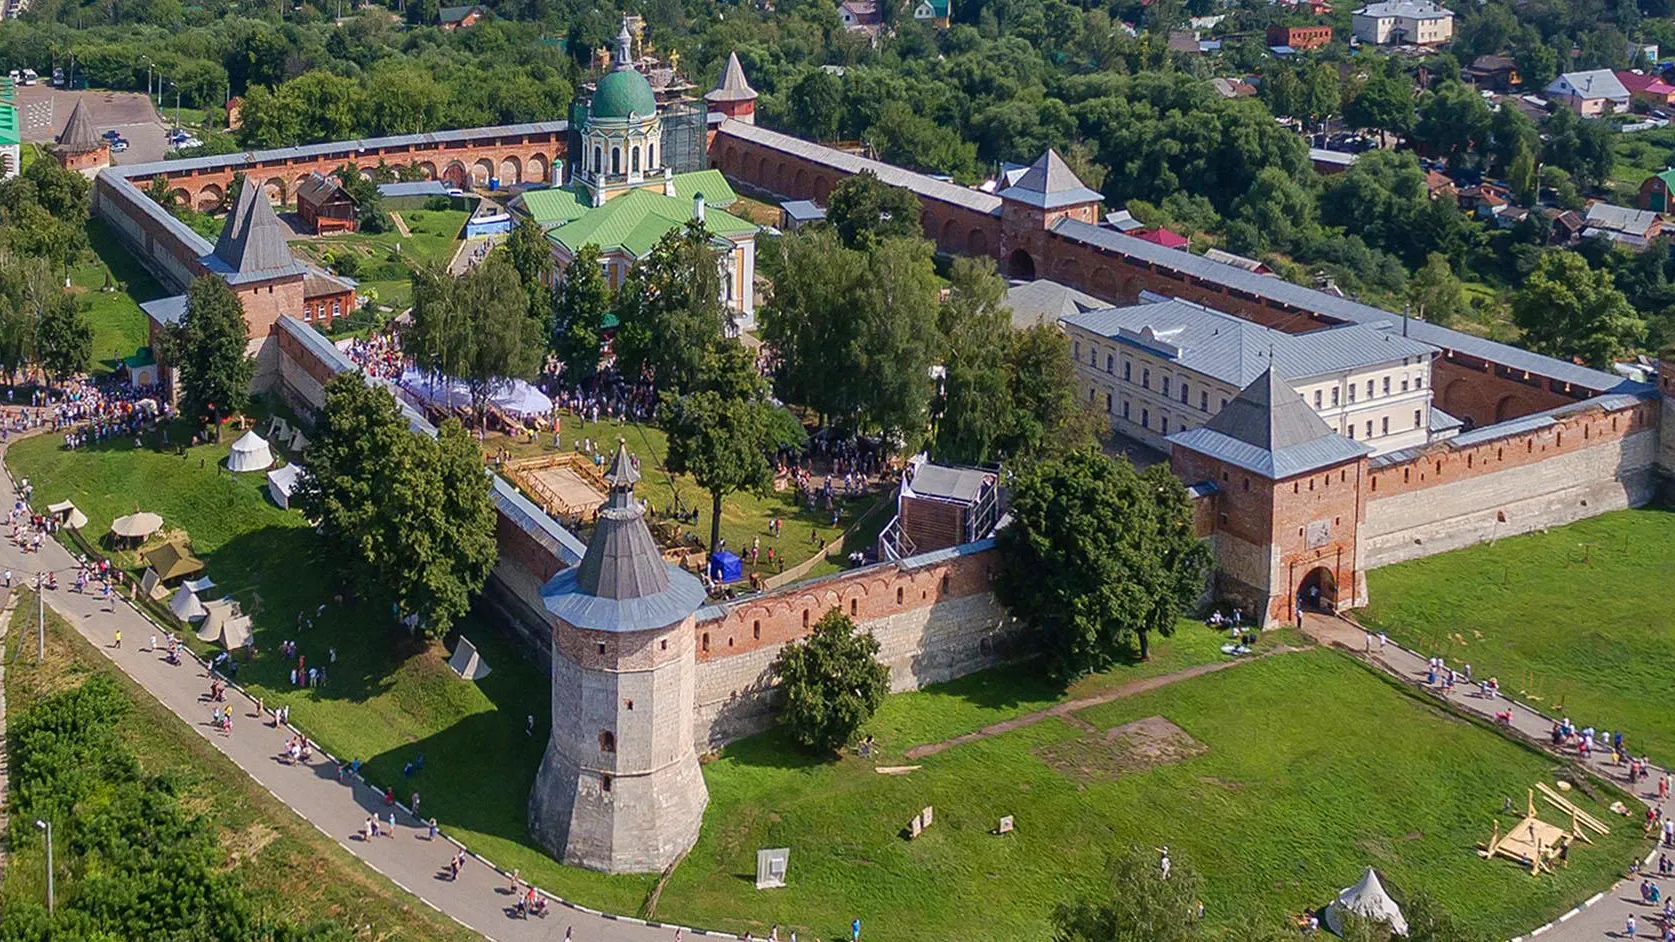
267, 463, 304, 509
169, 586, 207, 622
228, 431, 274, 473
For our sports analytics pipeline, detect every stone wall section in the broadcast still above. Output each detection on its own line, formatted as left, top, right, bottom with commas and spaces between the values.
689, 545, 1015, 749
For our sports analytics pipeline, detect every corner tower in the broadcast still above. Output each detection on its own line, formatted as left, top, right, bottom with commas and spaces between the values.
705, 52, 757, 125
528, 441, 709, 873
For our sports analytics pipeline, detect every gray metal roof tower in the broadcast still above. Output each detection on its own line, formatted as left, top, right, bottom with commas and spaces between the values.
529, 440, 709, 872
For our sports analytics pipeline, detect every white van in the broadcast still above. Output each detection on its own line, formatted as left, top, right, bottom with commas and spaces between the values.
21, 69, 37, 85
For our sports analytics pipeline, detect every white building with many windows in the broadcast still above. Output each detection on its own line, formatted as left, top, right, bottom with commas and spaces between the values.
1061, 298, 1457, 456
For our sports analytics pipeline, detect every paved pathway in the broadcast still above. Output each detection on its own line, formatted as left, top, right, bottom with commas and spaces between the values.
1301, 614, 1673, 942
0, 444, 730, 942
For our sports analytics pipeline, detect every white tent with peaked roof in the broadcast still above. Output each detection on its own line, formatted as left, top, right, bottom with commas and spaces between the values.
1325, 868, 1407, 937
170, 586, 207, 622
228, 430, 274, 472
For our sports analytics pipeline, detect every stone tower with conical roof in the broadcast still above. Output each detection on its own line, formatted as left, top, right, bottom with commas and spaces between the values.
704, 52, 757, 125
53, 100, 109, 175
528, 440, 709, 873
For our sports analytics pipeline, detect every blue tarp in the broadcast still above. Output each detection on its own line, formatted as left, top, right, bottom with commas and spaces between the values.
708, 551, 743, 584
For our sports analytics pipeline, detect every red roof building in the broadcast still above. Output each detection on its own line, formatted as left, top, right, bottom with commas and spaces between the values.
1131, 227, 1189, 249
1617, 70, 1675, 107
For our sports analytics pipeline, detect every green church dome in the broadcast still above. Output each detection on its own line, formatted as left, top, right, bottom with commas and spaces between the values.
591, 68, 658, 121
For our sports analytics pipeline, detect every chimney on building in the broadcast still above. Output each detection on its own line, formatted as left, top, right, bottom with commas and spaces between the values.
693, 192, 706, 224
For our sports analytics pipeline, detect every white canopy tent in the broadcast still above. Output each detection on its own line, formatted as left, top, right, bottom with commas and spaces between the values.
397, 367, 553, 417
46, 500, 88, 529
267, 463, 304, 509
169, 586, 207, 622
1325, 868, 1407, 937
227, 431, 274, 473
197, 598, 241, 643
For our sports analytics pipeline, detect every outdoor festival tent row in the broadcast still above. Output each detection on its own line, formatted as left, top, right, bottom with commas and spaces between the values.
196, 597, 252, 650
170, 575, 218, 623
267, 463, 304, 509
228, 431, 274, 473
397, 367, 553, 416
142, 542, 205, 600
1324, 868, 1407, 937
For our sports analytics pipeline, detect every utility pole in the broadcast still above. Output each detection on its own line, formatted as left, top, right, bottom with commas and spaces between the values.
34, 819, 53, 915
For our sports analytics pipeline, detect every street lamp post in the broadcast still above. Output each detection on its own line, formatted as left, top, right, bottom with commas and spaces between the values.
34, 819, 53, 915
141, 56, 152, 101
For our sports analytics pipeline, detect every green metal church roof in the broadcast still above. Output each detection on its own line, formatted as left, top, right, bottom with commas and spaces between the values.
516, 171, 739, 228
546, 188, 755, 259
590, 68, 658, 121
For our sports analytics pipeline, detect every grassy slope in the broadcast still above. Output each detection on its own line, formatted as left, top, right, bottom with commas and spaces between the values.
662, 649, 1638, 941
4, 429, 657, 913
1362, 507, 1675, 759
292, 209, 469, 312
0, 590, 482, 940
74, 218, 165, 373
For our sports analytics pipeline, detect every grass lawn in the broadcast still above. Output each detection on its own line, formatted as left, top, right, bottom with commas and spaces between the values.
73, 218, 167, 373
662, 648, 1641, 941
0, 589, 482, 940
1361, 507, 1675, 760
291, 209, 469, 313
1609, 127, 1675, 204
492, 413, 887, 579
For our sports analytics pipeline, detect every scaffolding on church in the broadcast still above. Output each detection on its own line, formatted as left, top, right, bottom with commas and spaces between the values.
660, 100, 707, 176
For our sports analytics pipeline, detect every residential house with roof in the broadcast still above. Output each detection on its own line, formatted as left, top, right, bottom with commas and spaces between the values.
1581, 201, 1664, 249
1617, 70, 1675, 108
438, 4, 486, 28
509, 24, 759, 319
1545, 70, 1631, 116
53, 100, 108, 175
1350, 1, 1453, 45
1638, 168, 1675, 211
838, 0, 884, 39
1267, 25, 1333, 50
1464, 55, 1519, 91
295, 171, 356, 234
1061, 297, 1445, 455
912, 0, 949, 27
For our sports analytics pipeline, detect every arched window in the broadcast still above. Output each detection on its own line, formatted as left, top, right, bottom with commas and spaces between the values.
611, 147, 621, 175
631, 146, 641, 172
647, 143, 655, 167
599, 731, 616, 753
593, 146, 602, 173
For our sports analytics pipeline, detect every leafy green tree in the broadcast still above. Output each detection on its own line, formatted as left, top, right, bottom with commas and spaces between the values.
760, 227, 869, 423
1230, 166, 1318, 253
34, 293, 93, 385
825, 171, 923, 251
772, 608, 890, 754
1507, 145, 1539, 206
1001, 322, 1091, 460
1488, 103, 1538, 176
1345, 69, 1414, 142
296, 375, 497, 636
1512, 251, 1645, 368
1052, 845, 1203, 942
934, 257, 1012, 464
504, 214, 554, 318
1413, 80, 1491, 169
407, 256, 542, 425
552, 243, 610, 384
613, 220, 729, 394
853, 238, 941, 452
176, 275, 253, 433
332, 164, 390, 233
661, 344, 798, 552
1542, 107, 1614, 187
789, 69, 844, 141
996, 448, 1209, 673
1406, 253, 1470, 327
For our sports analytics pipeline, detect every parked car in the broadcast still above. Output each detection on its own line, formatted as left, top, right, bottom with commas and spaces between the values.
51, 68, 64, 87
102, 129, 122, 141
6, 70, 18, 83
111, 139, 128, 152
21, 69, 37, 85
166, 128, 189, 143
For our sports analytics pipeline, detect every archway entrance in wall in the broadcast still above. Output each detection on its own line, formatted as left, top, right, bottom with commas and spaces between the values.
1297, 566, 1336, 614
1007, 248, 1036, 280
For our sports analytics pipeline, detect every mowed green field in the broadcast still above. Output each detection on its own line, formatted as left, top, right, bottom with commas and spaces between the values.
1362, 508, 1675, 760
662, 649, 1637, 941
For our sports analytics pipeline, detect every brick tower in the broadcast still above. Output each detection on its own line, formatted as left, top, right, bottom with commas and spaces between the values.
528, 441, 709, 873
704, 52, 757, 125
1168, 368, 1372, 626
995, 149, 1103, 279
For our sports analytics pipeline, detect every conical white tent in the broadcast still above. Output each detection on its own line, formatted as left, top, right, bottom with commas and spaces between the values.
1325, 868, 1407, 937
169, 586, 207, 622
227, 431, 274, 473
197, 598, 241, 643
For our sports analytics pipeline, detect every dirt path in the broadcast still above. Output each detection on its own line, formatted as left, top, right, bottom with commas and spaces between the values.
388, 211, 412, 237
903, 648, 1298, 760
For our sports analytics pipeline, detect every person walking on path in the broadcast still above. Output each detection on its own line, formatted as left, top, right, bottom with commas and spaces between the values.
114, 628, 121, 648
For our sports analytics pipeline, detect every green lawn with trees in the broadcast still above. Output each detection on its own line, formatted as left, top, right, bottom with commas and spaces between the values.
1, 590, 482, 941
291, 208, 469, 315
658, 648, 1637, 941
1361, 508, 1675, 761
